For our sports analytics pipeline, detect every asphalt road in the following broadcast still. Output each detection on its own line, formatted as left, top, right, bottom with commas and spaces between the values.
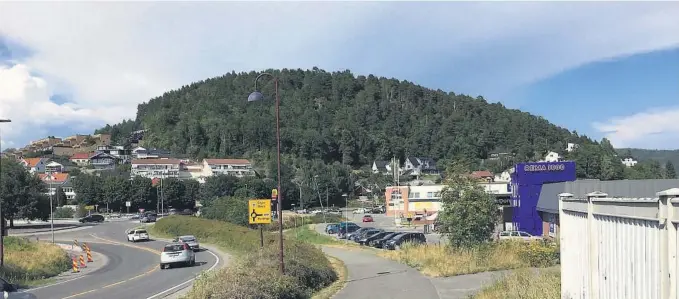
17, 220, 220, 299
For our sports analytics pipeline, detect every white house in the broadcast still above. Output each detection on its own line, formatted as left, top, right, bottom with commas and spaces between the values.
202, 159, 254, 178
494, 170, 512, 183
621, 156, 638, 167
543, 151, 562, 162
131, 147, 172, 159
20, 158, 47, 174
39, 173, 76, 202
45, 161, 64, 173
131, 159, 182, 179
180, 162, 208, 183
566, 143, 578, 152
372, 160, 401, 175
403, 157, 439, 176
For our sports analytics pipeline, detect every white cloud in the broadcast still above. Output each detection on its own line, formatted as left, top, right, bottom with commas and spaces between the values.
593, 107, 679, 149
0, 2, 678, 149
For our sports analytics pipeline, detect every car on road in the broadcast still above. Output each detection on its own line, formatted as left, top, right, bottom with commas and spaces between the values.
325, 223, 340, 234
362, 215, 373, 222
174, 235, 200, 251
384, 232, 426, 250
371, 232, 403, 248
140, 212, 157, 223
498, 230, 543, 242
160, 243, 196, 269
127, 229, 150, 242
78, 214, 105, 223
1, 276, 35, 299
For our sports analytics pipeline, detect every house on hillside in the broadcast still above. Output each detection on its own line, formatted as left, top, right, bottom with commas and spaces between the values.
566, 143, 578, 152
131, 158, 182, 179
39, 172, 76, 202
95, 145, 132, 163
20, 158, 47, 174
89, 152, 119, 170
202, 159, 254, 178
70, 152, 93, 166
372, 160, 401, 175
132, 147, 172, 159
621, 156, 638, 167
403, 157, 439, 176
45, 161, 64, 173
471, 170, 495, 183
543, 151, 562, 163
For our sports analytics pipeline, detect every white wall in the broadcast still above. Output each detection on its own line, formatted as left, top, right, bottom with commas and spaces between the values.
559, 188, 679, 299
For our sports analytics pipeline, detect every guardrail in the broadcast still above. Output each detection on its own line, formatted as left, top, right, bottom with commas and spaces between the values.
559, 188, 679, 299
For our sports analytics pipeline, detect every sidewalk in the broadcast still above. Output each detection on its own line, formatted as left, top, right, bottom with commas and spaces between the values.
321, 246, 440, 299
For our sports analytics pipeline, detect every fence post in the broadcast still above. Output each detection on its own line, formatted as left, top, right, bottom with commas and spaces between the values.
558, 192, 573, 297
658, 188, 679, 299
586, 191, 607, 298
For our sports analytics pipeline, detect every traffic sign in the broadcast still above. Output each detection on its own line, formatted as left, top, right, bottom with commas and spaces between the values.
125, 201, 131, 207
271, 189, 278, 201
249, 199, 272, 224
85, 205, 94, 211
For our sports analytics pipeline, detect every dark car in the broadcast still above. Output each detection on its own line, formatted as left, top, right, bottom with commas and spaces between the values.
78, 214, 105, 223
371, 232, 403, 248
325, 223, 340, 234
337, 225, 361, 239
359, 231, 391, 246
384, 232, 426, 250
351, 228, 382, 243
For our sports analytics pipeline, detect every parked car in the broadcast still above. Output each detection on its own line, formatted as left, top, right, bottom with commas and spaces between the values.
359, 231, 390, 246
79, 214, 105, 223
351, 228, 382, 242
127, 229, 150, 242
174, 235, 200, 251
352, 208, 367, 214
371, 232, 403, 248
140, 213, 157, 223
498, 231, 543, 242
337, 224, 361, 239
384, 232, 426, 250
325, 223, 340, 234
362, 215, 374, 222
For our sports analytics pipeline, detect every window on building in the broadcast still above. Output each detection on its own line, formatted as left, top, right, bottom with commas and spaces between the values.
410, 192, 420, 198
426, 192, 434, 198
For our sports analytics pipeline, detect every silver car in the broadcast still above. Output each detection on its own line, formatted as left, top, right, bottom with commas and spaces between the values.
159, 243, 195, 269
174, 235, 200, 251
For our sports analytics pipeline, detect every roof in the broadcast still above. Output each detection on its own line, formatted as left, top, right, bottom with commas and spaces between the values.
46, 161, 63, 167
90, 152, 118, 159
204, 159, 250, 165
70, 152, 92, 160
471, 170, 494, 179
132, 158, 181, 165
373, 160, 388, 171
23, 158, 44, 168
406, 157, 420, 167
38, 173, 69, 183
537, 179, 679, 213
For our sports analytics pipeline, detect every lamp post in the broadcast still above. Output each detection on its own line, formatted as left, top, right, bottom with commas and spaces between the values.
247, 72, 284, 274
0, 119, 11, 266
47, 175, 55, 243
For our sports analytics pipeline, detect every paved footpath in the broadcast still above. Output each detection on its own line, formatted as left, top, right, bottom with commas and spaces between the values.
322, 246, 511, 299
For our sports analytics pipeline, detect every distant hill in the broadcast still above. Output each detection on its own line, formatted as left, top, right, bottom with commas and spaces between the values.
95, 67, 596, 167
616, 148, 679, 168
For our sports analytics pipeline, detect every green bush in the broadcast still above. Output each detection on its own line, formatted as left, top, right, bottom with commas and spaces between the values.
201, 196, 249, 226
517, 240, 560, 268
151, 216, 337, 299
2, 237, 71, 285
53, 207, 75, 218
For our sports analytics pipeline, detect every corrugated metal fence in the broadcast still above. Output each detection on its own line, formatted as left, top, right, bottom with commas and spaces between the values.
559, 188, 679, 299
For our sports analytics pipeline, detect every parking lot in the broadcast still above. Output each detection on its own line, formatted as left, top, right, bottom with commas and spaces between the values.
327, 212, 446, 245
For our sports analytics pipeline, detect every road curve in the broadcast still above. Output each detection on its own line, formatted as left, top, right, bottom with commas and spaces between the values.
18, 220, 220, 299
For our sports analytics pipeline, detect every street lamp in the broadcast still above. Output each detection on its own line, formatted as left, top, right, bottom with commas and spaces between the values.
0, 118, 11, 266
46, 174, 55, 244
247, 72, 284, 274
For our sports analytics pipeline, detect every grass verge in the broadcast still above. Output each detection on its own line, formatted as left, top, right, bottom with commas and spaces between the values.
311, 256, 347, 299
1, 236, 71, 287
149, 216, 337, 299
473, 267, 561, 299
379, 240, 559, 277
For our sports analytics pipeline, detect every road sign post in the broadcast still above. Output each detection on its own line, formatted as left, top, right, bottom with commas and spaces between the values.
249, 199, 272, 248
126, 201, 131, 214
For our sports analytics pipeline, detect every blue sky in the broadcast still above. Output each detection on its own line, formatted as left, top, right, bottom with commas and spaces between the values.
1, 2, 678, 150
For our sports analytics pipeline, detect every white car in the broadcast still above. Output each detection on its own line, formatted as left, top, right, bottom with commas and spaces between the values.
1, 277, 36, 299
160, 243, 195, 269
174, 235, 200, 251
498, 230, 544, 242
127, 229, 150, 242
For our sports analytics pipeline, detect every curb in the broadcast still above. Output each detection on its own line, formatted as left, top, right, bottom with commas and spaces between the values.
55, 243, 84, 252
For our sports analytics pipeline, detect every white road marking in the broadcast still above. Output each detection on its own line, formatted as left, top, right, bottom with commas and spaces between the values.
145, 249, 221, 299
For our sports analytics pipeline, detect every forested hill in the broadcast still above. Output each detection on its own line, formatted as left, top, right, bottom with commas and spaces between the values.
96, 68, 594, 167
616, 148, 679, 169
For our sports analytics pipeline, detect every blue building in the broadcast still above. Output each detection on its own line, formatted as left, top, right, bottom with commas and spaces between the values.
510, 161, 576, 236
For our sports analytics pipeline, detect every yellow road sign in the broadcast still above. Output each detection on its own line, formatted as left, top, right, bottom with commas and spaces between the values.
85, 205, 95, 210
249, 199, 272, 224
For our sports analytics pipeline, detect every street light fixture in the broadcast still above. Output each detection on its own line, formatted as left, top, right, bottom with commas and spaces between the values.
247, 72, 284, 274
0, 118, 11, 266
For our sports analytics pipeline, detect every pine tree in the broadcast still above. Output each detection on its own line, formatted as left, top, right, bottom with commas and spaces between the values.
666, 161, 677, 179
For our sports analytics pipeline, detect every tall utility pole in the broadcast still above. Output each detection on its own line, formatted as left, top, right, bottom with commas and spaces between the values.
48, 176, 54, 243
0, 118, 12, 267
160, 178, 164, 216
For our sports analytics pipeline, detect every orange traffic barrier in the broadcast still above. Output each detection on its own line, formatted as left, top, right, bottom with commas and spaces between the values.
87, 251, 93, 263
72, 257, 79, 273
79, 255, 87, 268
83, 242, 90, 252
74, 239, 79, 249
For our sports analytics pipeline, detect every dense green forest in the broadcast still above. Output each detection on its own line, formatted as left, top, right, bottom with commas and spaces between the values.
616, 148, 679, 170
96, 68, 675, 181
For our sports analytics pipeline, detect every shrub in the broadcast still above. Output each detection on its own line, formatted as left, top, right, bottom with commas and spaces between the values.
1, 237, 71, 285
516, 240, 560, 268
53, 207, 75, 219
201, 196, 249, 226
74, 205, 88, 218
151, 216, 337, 299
